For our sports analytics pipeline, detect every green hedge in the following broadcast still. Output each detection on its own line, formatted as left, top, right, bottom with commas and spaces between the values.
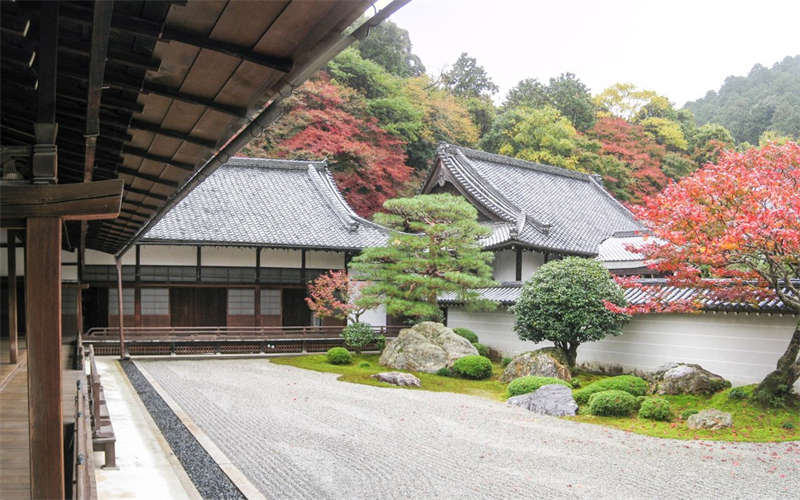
638, 397, 672, 421
574, 375, 649, 405
508, 376, 571, 397
453, 327, 479, 344
472, 342, 489, 358
326, 347, 352, 365
588, 390, 639, 416
451, 355, 492, 380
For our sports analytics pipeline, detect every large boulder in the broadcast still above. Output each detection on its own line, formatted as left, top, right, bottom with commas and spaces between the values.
686, 409, 733, 430
500, 347, 572, 383
371, 372, 421, 387
650, 362, 731, 395
379, 322, 478, 373
507, 384, 578, 416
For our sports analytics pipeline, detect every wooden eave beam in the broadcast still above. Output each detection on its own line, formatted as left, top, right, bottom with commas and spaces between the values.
57, 37, 161, 72
83, 0, 115, 182
122, 185, 168, 201
0, 179, 124, 221
122, 198, 160, 212
121, 145, 195, 171
116, 167, 180, 187
1, 10, 31, 37
128, 120, 217, 149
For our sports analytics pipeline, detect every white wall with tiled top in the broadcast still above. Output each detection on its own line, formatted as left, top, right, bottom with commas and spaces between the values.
447, 306, 799, 389
306, 250, 345, 269
492, 249, 544, 282
202, 246, 256, 267
260, 248, 302, 268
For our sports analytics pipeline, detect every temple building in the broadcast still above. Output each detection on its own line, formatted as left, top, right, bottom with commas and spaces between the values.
80, 157, 391, 331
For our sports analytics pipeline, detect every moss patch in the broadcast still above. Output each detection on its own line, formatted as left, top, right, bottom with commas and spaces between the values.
271, 354, 509, 401
568, 384, 800, 442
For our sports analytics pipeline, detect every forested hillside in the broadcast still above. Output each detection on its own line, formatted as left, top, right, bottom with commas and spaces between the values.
684, 56, 800, 145
243, 21, 797, 216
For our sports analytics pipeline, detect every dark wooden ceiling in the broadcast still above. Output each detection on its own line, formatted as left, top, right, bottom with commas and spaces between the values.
1, 0, 377, 255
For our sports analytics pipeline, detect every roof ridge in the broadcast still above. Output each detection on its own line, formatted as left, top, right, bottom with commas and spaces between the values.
227, 156, 327, 170
306, 164, 359, 232
439, 143, 592, 182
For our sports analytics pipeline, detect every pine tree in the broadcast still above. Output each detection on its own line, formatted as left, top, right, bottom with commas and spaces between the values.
351, 194, 497, 321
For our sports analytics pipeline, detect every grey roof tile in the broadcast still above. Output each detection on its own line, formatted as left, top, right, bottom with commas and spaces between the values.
143, 157, 390, 250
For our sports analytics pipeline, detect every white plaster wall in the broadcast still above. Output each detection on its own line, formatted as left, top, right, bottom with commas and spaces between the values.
0, 248, 25, 276
358, 304, 387, 327
447, 307, 800, 389
521, 251, 544, 279
139, 245, 195, 266
492, 250, 516, 282
306, 250, 345, 269
202, 246, 256, 267
85, 248, 135, 265
260, 248, 302, 268
62, 250, 77, 263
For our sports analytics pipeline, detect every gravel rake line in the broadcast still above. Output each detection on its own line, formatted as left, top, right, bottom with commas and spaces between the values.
120, 360, 245, 500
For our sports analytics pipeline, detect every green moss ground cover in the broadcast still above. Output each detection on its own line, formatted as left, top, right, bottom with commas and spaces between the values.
271, 355, 798, 442
270, 354, 509, 401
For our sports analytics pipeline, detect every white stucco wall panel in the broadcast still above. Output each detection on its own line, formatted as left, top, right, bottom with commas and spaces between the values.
492, 250, 516, 282
86, 248, 135, 265
522, 251, 544, 278
260, 249, 302, 268
447, 307, 799, 388
0, 248, 25, 277
358, 304, 387, 327
139, 245, 195, 266
202, 246, 256, 267
306, 251, 345, 269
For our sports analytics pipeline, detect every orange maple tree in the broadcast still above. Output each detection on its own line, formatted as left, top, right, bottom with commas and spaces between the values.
606, 142, 800, 402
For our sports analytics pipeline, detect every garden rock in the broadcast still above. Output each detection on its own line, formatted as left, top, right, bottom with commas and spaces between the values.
650, 362, 731, 395
500, 347, 572, 383
507, 384, 578, 416
379, 322, 478, 373
686, 409, 733, 430
371, 372, 421, 387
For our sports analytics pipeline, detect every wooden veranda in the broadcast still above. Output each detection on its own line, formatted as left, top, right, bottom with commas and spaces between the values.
0, 1, 409, 497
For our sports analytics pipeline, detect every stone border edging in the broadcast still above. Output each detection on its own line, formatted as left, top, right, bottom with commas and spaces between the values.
133, 360, 266, 500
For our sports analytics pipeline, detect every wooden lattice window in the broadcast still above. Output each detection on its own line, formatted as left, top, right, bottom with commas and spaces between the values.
108, 288, 134, 315
260, 289, 281, 315
141, 288, 169, 315
228, 288, 254, 315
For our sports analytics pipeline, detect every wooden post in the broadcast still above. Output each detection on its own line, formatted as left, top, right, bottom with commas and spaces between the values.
115, 257, 126, 359
75, 284, 83, 341
515, 247, 523, 282
7, 230, 19, 364
26, 217, 64, 500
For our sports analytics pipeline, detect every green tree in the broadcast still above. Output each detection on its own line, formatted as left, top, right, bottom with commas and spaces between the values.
593, 82, 658, 121
351, 194, 496, 321
464, 95, 496, 138
504, 73, 596, 131
480, 106, 582, 170
503, 78, 548, 110
356, 20, 425, 77
640, 117, 688, 151
690, 122, 735, 166
512, 257, 629, 369
441, 52, 499, 98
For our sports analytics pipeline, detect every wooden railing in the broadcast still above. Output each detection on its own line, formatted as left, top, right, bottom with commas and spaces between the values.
72, 379, 97, 500
82, 325, 404, 356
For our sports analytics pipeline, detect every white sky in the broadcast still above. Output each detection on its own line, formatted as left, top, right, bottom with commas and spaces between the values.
384, 0, 800, 107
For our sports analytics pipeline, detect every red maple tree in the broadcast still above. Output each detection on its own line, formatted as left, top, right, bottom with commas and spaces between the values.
249, 75, 412, 217
606, 142, 800, 402
306, 270, 366, 323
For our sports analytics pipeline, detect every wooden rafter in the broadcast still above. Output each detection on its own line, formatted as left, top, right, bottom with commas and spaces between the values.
121, 145, 196, 171
129, 120, 217, 149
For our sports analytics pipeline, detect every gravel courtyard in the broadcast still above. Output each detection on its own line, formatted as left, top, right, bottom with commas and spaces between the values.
137, 358, 799, 499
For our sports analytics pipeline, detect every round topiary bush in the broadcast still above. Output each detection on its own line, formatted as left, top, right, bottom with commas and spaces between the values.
472, 342, 489, 358
341, 322, 377, 354
453, 327, 479, 344
638, 397, 672, 421
436, 367, 453, 377
451, 355, 493, 380
326, 347, 352, 365
574, 375, 649, 405
728, 386, 747, 400
508, 376, 571, 397
680, 408, 699, 420
588, 390, 639, 416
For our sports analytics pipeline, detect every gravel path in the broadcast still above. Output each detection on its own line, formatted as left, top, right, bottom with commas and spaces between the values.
137, 358, 799, 499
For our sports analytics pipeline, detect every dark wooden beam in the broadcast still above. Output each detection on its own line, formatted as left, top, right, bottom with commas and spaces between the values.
0, 179, 124, 221
1, 10, 31, 37
105, 77, 247, 117
128, 120, 217, 148
7, 230, 19, 364
83, 0, 114, 174
36, 2, 58, 124
122, 198, 160, 212
120, 208, 150, 220
121, 145, 195, 171
116, 167, 180, 188
123, 185, 168, 202
58, 36, 161, 71
26, 217, 64, 500
515, 247, 522, 282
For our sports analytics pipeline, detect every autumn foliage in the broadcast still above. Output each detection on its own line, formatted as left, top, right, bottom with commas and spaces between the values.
305, 270, 366, 323
607, 142, 800, 400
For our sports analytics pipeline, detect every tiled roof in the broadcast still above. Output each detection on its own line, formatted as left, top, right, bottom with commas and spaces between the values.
434, 144, 644, 255
596, 234, 648, 262
143, 157, 390, 250
440, 280, 798, 314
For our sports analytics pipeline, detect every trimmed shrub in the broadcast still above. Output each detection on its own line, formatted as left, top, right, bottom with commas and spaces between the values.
574, 375, 649, 405
638, 398, 672, 421
782, 421, 795, 430
436, 367, 453, 377
588, 390, 638, 416
502, 357, 513, 368
358, 362, 371, 368
451, 355, 493, 380
508, 376, 571, 397
453, 327, 479, 344
472, 342, 489, 358
728, 387, 747, 400
326, 347, 352, 365
680, 409, 699, 420
341, 322, 376, 354
571, 379, 581, 389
